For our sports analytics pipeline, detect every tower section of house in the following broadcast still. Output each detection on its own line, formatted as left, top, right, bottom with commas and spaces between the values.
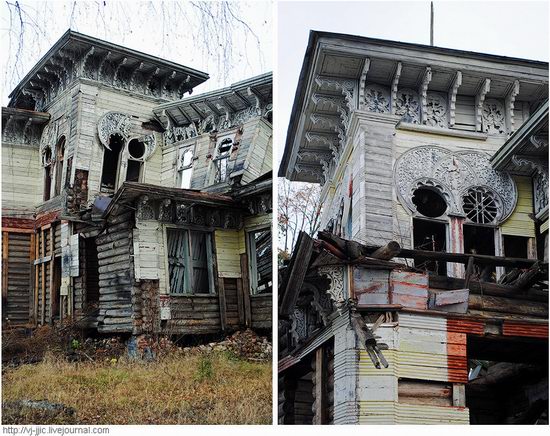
1, 30, 272, 338
278, 31, 548, 425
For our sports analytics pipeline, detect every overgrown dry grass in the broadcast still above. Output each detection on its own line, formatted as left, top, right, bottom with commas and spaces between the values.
2, 352, 272, 425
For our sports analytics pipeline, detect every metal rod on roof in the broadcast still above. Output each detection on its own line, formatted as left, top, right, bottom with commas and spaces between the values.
430, 1, 434, 46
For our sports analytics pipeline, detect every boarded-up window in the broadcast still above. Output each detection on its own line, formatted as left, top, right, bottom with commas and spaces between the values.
167, 229, 214, 294
248, 228, 272, 294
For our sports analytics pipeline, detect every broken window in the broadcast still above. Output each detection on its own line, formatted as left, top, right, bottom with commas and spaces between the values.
177, 146, 194, 189
100, 134, 124, 192
213, 138, 232, 184
412, 217, 447, 275
43, 147, 52, 201
248, 228, 272, 294
412, 186, 447, 218
125, 139, 145, 182
54, 136, 65, 196
167, 228, 214, 295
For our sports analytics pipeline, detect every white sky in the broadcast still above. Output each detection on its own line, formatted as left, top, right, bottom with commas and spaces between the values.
276, 0, 550, 165
1, 0, 273, 104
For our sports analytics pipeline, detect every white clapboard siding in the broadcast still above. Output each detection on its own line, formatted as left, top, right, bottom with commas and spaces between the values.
133, 221, 160, 279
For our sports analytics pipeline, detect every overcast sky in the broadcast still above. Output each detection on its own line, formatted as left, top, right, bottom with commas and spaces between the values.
276, 0, 549, 165
1, 1, 272, 104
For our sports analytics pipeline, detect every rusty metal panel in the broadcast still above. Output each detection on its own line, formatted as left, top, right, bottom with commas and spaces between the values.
390, 271, 428, 309
502, 321, 548, 338
354, 267, 390, 305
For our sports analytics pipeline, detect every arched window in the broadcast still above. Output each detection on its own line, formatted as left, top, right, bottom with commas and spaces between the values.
412, 186, 447, 218
54, 136, 66, 196
100, 134, 124, 192
462, 187, 499, 224
43, 147, 52, 201
214, 138, 232, 184
177, 146, 194, 189
126, 138, 145, 183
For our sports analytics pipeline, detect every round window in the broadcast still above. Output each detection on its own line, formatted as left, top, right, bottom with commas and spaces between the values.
412, 187, 447, 218
128, 139, 146, 159
462, 187, 498, 224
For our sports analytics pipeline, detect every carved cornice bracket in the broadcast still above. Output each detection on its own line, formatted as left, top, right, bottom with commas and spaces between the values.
448, 71, 462, 127
505, 80, 520, 134
358, 57, 371, 105
390, 62, 403, 115
475, 78, 491, 131
419, 67, 432, 124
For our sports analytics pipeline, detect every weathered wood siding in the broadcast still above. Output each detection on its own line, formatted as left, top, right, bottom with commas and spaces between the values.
250, 294, 271, 329
501, 175, 535, 237
95, 210, 134, 333
214, 229, 243, 278
241, 118, 272, 185
167, 295, 221, 334
2, 231, 33, 325
1, 144, 42, 215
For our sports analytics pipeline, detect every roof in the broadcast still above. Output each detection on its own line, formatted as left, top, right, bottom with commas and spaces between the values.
279, 30, 549, 179
153, 72, 272, 127
9, 29, 209, 110
491, 99, 549, 173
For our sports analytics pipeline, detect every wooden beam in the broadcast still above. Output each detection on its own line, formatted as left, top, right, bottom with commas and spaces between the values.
279, 231, 314, 317
236, 278, 245, 326
371, 241, 401, 260
41, 228, 46, 325
29, 232, 36, 325
313, 347, 327, 425
33, 232, 39, 325
240, 253, 252, 327
217, 276, 227, 332
2, 231, 9, 313
49, 226, 54, 324
429, 274, 547, 302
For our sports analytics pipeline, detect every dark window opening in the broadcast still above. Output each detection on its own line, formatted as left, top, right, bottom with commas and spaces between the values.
464, 224, 495, 281
413, 218, 447, 275
54, 136, 66, 197
126, 159, 142, 182
466, 335, 548, 424
214, 138, 232, 184
412, 187, 447, 218
249, 228, 272, 294
503, 235, 528, 259
52, 257, 62, 320
85, 238, 100, 309
43, 148, 52, 201
100, 134, 124, 192
128, 139, 146, 159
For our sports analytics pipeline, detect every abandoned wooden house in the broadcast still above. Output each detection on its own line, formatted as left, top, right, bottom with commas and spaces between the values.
278, 31, 548, 424
1, 30, 273, 338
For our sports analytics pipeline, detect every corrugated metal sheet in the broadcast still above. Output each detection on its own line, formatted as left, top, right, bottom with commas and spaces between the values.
447, 318, 485, 335
359, 401, 469, 424
398, 312, 447, 331
502, 321, 548, 338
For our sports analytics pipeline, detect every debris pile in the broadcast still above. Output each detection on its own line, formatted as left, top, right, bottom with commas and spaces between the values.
184, 329, 272, 361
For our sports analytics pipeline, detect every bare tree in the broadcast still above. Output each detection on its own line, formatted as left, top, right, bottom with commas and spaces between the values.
2, 1, 269, 103
278, 178, 322, 259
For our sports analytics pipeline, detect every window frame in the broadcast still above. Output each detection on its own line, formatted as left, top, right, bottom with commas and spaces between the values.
212, 134, 234, 185
163, 224, 216, 296
246, 225, 273, 296
176, 142, 196, 189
